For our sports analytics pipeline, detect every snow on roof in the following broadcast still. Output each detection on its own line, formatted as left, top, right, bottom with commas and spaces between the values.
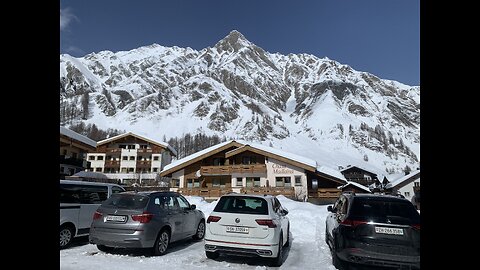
340, 164, 380, 175
339, 181, 371, 193
385, 170, 420, 189
72, 171, 108, 179
162, 140, 236, 172
97, 132, 177, 156
235, 140, 318, 169
317, 165, 346, 181
60, 126, 96, 148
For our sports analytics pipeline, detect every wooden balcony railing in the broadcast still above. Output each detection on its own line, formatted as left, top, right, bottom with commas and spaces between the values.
201, 164, 267, 175
104, 160, 120, 168
240, 187, 295, 197
177, 188, 233, 198
308, 188, 342, 198
136, 160, 152, 168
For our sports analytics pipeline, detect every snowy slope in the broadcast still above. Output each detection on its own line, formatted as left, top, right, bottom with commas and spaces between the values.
60, 30, 420, 174
60, 196, 337, 270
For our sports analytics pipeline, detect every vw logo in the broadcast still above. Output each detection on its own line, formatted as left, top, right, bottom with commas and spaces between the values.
235, 218, 240, 223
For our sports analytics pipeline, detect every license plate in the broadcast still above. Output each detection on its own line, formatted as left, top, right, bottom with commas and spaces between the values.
375, 226, 404, 235
105, 215, 126, 222
226, 226, 249, 234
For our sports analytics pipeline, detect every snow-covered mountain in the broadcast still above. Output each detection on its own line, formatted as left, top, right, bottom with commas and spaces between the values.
60, 30, 420, 174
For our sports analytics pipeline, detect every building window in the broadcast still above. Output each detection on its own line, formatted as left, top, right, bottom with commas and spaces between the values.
95, 168, 102, 172
246, 177, 260, 187
128, 168, 134, 173
119, 144, 126, 149
88, 156, 95, 160
139, 145, 147, 149
122, 156, 128, 160
72, 153, 77, 159
153, 156, 159, 161
187, 179, 194, 188
171, 179, 180, 187
414, 182, 420, 187
153, 168, 158, 172
236, 178, 243, 187
405, 192, 410, 197
97, 156, 104, 160
106, 156, 112, 160
129, 156, 135, 161
295, 176, 302, 186
276, 176, 291, 187
213, 157, 225, 166
121, 167, 127, 173
62, 149, 67, 155
242, 156, 256, 165
127, 145, 135, 149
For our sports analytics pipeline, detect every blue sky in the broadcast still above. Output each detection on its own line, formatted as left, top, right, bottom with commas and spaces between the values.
60, 0, 419, 86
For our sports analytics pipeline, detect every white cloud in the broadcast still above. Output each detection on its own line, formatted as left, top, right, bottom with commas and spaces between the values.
60, 8, 77, 31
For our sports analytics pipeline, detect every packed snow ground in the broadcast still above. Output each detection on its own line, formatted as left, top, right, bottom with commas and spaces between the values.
60, 196, 338, 270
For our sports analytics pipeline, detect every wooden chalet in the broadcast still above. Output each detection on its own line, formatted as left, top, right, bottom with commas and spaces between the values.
340, 165, 379, 186
160, 140, 346, 203
87, 132, 177, 185
338, 181, 372, 194
60, 126, 97, 178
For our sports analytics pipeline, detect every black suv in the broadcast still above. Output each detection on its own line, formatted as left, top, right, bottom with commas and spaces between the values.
325, 193, 420, 269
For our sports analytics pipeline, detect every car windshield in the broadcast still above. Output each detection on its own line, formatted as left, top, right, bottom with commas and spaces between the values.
349, 197, 420, 224
214, 196, 268, 215
102, 193, 149, 209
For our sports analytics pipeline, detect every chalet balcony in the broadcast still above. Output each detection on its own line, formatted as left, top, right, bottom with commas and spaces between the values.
104, 160, 120, 168
59, 155, 87, 168
240, 187, 295, 197
137, 148, 156, 153
308, 188, 342, 199
104, 148, 122, 154
201, 164, 267, 176
136, 160, 152, 168
177, 188, 233, 198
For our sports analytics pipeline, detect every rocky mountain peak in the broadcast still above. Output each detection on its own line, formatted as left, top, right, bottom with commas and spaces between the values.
214, 30, 253, 52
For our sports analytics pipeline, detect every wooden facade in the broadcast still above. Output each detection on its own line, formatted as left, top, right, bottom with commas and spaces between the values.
161, 141, 346, 202
340, 166, 378, 186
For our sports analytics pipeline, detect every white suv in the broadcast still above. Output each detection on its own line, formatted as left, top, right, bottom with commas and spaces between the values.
204, 194, 290, 266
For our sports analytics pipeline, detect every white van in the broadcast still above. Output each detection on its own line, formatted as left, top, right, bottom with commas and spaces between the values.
60, 180, 125, 248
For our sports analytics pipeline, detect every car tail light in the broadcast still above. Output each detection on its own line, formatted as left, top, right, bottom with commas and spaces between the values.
207, 216, 221, 223
93, 211, 102, 220
412, 224, 420, 230
341, 219, 368, 227
131, 212, 153, 223
255, 219, 277, 228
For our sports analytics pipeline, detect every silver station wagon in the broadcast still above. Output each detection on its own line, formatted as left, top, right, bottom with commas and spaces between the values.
89, 191, 205, 255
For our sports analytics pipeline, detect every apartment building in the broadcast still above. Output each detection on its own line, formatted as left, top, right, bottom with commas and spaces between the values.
86, 132, 177, 185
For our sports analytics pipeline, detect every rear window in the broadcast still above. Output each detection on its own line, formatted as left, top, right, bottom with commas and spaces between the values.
349, 197, 420, 224
214, 196, 268, 215
102, 194, 149, 209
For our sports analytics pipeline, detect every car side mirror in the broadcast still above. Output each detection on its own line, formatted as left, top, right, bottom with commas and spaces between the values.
327, 205, 336, 213
282, 209, 289, 216
190, 204, 196, 210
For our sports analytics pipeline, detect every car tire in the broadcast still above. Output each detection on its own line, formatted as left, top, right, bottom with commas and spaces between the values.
205, 251, 219, 260
59, 225, 74, 249
96, 244, 114, 253
193, 220, 205, 240
284, 225, 290, 247
153, 229, 170, 256
270, 233, 284, 267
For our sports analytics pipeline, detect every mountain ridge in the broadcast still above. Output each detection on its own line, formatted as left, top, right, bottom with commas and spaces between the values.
60, 30, 420, 174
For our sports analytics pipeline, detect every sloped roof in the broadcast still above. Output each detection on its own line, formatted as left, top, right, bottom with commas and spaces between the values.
385, 170, 420, 189
60, 126, 96, 148
338, 181, 372, 193
317, 165, 347, 182
97, 132, 177, 156
340, 164, 380, 176
225, 141, 317, 171
160, 140, 243, 176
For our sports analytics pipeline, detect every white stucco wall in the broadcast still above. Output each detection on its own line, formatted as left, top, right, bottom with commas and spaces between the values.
120, 149, 138, 170
151, 154, 162, 171
266, 157, 308, 199
87, 153, 106, 171
397, 179, 420, 202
